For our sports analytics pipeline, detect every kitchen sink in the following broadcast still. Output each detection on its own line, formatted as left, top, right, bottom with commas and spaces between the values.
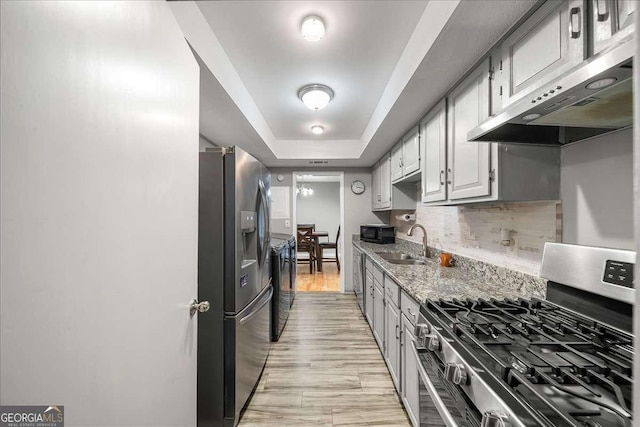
386, 259, 427, 265
375, 252, 426, 265
375, 252, 415, 260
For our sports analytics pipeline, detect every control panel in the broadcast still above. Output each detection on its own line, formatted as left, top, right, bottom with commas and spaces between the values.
603, 260, 634, 288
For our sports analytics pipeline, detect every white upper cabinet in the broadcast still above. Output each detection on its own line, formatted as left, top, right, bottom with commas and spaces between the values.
501, 0, 585, 107
447, 57, 492, 201
401, 127, 420, 176
371, 152, 417, 212
371, 160, 381, 210
592, 0, 636, 55
421, 100, 447, 203
391, 127, 420, 183
380, 153, 392, 209
390, 142, 403, 182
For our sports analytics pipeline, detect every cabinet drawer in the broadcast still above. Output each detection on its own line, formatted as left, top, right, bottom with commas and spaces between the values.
366, 257, 373, 273
401, 290, 420, 326
384, 276, 400, 307
373, 264, 384, 285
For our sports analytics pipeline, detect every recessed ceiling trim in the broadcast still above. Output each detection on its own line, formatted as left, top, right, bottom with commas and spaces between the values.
271, 139, 362, 159
357, 0, 460, 156
168, 1, 278, 155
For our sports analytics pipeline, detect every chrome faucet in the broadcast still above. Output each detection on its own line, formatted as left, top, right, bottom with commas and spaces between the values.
407, 224, 428, 258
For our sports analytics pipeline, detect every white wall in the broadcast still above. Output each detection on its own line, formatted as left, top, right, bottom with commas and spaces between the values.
297, 182, 341, 239
199, 135, 216, 151
561, 129, 634, 250
0, 2, 199, 425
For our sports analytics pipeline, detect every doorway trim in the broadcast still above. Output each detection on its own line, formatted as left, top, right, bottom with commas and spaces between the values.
292, 171, 345, 293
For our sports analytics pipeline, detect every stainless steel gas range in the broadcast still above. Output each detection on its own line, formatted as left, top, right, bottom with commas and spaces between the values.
411, 243, 635, 427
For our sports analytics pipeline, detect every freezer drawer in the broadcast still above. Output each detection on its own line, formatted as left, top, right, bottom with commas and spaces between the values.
225, 283, 273, 425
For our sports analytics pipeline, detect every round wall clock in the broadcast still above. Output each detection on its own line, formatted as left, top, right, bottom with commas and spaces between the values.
351, 180, 366, 195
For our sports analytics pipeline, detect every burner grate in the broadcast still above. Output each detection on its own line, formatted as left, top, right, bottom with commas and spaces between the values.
426, 298, 634, 427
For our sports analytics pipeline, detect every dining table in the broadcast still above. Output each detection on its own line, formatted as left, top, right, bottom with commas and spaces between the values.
311, 230, 328, 272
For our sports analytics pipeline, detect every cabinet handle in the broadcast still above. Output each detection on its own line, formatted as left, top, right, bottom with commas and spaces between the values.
569, 7, 581, 39
439, 170, 445, 186
596, 0, 608, 21
395, 324, 400, 339
399, 329, 403, 346
446, 168, 452, 185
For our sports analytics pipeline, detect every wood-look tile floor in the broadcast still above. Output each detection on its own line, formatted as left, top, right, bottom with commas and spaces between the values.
238, 293, 411, 427
296, 263, 341, 292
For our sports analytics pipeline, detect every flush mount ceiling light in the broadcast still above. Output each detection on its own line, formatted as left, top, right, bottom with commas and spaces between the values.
586, 77, 617, 90
301, 15, 325, 42
298, 84, 334, 111
310, 125, 324, 135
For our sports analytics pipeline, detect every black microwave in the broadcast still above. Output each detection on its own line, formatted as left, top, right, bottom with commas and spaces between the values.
360, 225, 395, 244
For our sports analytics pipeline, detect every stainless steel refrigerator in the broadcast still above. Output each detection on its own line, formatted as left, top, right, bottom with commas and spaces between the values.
197, 146, 272, 427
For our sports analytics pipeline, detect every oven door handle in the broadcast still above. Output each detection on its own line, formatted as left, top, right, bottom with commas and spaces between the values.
411, 340, 459, 427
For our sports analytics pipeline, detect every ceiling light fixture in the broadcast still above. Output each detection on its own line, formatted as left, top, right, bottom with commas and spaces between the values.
298, 84, 334, 111
301, 15, 325, 42
311, 125, 324, 135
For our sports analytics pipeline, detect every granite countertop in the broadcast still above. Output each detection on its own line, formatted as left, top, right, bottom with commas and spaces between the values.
352, 236, 546, 304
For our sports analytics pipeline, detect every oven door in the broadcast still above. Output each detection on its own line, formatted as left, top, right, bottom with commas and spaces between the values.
410, 340, 481, 427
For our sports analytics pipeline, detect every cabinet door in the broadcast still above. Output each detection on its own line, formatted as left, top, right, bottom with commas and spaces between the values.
385, 300, 401, 390
402, 127, 420, 176
371, 162, 381, 210
421, 100, 447, 203
390, 142, 403, 182
373, 282, 384, 349
380, 153, 392, 209
447, 58, 491, 201
401, 314, 419, 427
365, 272, 374, 328
502, 0, 585, 106
617, 0, 637, 29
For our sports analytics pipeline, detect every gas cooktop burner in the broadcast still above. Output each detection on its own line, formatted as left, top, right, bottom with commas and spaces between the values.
425, 297, 634, 427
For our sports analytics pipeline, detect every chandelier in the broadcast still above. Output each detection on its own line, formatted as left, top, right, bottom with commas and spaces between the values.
296, 181, 314, 197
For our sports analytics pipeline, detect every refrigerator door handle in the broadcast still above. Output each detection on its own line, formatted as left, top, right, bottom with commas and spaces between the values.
257, 179, 270, 267
239, 284, 273, 325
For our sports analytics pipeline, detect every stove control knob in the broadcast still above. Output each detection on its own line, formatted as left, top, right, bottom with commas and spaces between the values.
427, 335, 440, 352
445, 363, 468, 385
481, 411, 511, 427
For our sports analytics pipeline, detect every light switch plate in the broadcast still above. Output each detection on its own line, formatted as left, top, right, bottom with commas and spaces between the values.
284, 219, 291, 228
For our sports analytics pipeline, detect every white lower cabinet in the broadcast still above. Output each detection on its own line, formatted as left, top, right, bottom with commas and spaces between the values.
384, 298, 401, 390
401, 313, 419, 427
361, 257, 422, 427
365, 270, 374, 328
373, 280, 384, 349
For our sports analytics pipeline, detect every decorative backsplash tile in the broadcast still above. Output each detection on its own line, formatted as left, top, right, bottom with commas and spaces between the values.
390, 201, 561, 276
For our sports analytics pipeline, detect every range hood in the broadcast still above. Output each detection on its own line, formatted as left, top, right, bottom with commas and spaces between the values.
469, 35, 634, 145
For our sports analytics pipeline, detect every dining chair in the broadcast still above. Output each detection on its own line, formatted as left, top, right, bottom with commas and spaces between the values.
318, 225, 340, 272
296, 225, 316, 274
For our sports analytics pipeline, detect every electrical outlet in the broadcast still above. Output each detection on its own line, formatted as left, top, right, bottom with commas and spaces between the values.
284, 219, 291, 228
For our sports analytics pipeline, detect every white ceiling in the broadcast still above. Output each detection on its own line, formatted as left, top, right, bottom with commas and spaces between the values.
197, 1, 427, 141
169, 1, 539, 167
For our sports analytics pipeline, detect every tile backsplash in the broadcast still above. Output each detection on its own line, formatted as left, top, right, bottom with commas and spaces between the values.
391, 201, 561, 276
